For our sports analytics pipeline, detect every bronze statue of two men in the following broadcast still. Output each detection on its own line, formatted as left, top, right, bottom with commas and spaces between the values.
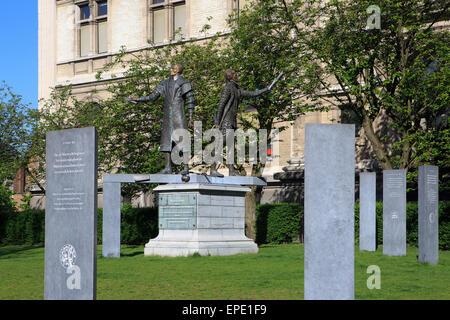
127, 64, 281, 177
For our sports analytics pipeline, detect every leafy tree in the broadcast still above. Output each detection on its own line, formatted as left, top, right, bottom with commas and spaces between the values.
250, 0, 449, 189
0, 82, 36, 186
29, 85, 103, 193
226, 2, 318, 176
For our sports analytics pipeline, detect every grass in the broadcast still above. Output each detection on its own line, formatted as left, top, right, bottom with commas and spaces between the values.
0, 244, 449, 300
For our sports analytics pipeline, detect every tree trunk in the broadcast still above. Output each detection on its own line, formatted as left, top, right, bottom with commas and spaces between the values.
361, 114, 393, 170
244, 163, 266, 240
245, 185, 257, 240
400, 132, 410, 169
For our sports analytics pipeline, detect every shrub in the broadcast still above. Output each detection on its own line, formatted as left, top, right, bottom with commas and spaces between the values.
440, 223, 450, 250
0, 186, 16, 243
257, 201, 450, 250
2, 209, 45, 245
0, 205, 159, 246
255, 203, 303, 245
406, 203, 419, 247
24, 210, 45, 244
97, 208, 103, 244
439, 202, 450, 250
120, 203, 159, 245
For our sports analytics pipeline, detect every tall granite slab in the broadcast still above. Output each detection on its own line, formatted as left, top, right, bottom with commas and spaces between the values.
304, 124, 355, 300
144, 184, 258, 257
418, 165, 439, 264
102, 182, 121, 258
383, 170, 406, 256
360, 172, 377, 251
44, 127, 98, 300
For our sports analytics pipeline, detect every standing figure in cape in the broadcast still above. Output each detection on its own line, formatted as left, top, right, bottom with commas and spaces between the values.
127, 63, 195, 175
210, 69, 273, 177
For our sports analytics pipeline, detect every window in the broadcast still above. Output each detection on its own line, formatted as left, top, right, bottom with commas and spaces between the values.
173, 4, 186, 40
77, 1, 108, 57
96, 1, 108, 54
80, 24, 90, 57
97, 20, 108, 53
153, 9, 166, 44
80, 4, 90, 20
150, 1, 186, 44
98, 0, 107, 16
78, 2, 90, 57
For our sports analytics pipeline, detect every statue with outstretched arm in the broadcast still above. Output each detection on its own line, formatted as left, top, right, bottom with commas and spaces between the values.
127, 63, 195, 175
210, 69, 283, 177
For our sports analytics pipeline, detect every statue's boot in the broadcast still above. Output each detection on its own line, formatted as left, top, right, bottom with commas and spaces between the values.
159, 153, 172, 174
210, 162, 224, 177
228, 164, 237, 176
181, 164, 190, 176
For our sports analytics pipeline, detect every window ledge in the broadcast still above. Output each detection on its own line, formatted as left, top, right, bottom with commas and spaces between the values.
57, 52, 112, 65
56, 31, 231, 66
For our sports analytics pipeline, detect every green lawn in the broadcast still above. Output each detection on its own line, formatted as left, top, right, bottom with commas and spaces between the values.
0, 244, 449, 300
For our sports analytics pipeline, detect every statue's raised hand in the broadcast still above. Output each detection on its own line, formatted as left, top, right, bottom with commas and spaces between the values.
125, 97, 138, 104
268, 71, 285, 91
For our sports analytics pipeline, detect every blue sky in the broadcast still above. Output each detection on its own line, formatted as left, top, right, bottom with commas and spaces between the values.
0, 2, 38, 109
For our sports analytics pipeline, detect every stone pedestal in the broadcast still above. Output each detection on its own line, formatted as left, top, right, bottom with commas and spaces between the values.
144, 184, 258, 257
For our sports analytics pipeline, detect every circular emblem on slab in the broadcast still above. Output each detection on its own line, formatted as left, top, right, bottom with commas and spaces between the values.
429, 212, 435, 224
59, 244, 77, 269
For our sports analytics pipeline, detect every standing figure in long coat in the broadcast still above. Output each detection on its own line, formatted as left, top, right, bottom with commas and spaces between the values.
210, 69, 270, 177
127, 63, 195, 174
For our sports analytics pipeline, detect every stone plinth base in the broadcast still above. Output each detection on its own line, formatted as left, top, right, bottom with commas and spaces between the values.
144, 236, 258, 257
144, 184, 259, 257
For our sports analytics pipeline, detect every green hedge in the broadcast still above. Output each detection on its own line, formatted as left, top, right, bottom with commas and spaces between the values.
3, 209, 45, 245
255, 203, 303, 245
119, 204, 159, 245
0, 204, 159, 246
256, 201, 450, 250
0, 186, 16, 243
2, 200, 449, 249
